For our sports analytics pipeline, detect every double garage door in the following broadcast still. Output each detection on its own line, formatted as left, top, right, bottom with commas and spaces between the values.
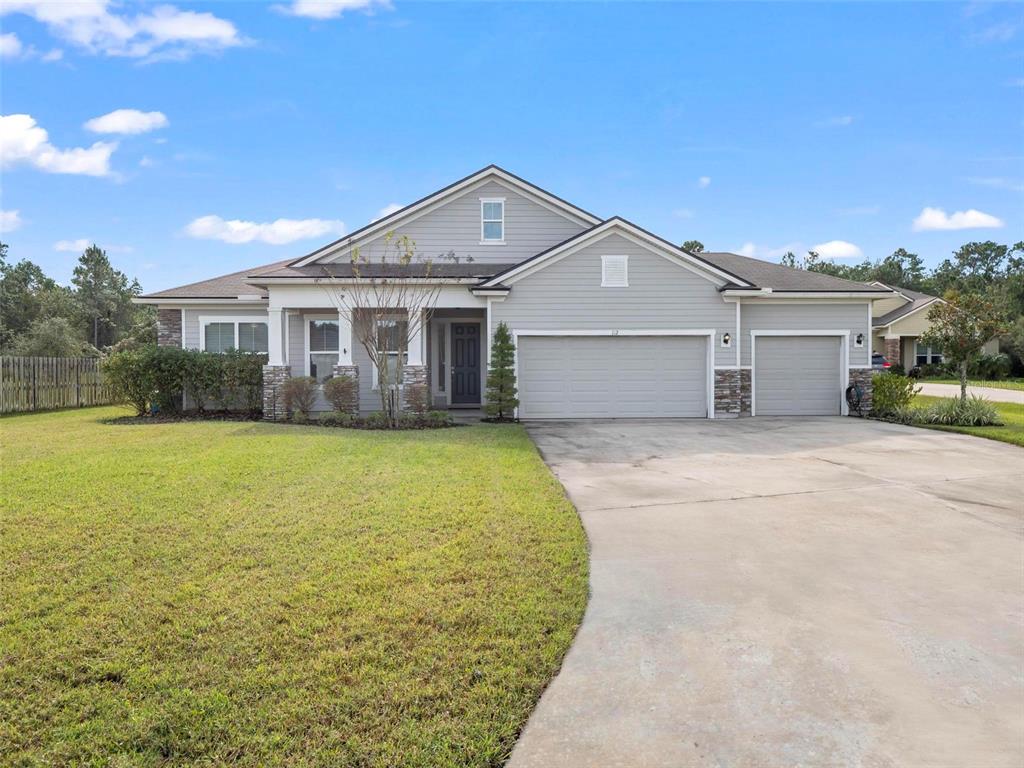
517, 335, 708, 419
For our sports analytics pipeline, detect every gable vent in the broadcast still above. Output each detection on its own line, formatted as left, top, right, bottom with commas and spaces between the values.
601, 255, 628, 287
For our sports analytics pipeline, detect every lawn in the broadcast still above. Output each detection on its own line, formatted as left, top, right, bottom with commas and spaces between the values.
0, 407, 589, 767
918, 377, 1024, 392
912, 395, 1024, 448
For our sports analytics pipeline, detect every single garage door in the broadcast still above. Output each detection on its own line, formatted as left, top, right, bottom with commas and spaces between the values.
517, 335, 708, 419
754, 335, 841, 416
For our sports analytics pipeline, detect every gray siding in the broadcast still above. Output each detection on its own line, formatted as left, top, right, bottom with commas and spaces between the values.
491, 233, 736, 367
327, 180, 587, 266
740, 302, 870, 367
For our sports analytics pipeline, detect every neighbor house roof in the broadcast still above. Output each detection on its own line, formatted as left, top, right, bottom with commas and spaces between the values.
138, 258, 293, 300
697, 251, 886, 293
871, 282, 941, 326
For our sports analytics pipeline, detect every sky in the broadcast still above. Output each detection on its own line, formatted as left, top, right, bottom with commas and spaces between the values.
1, 0, 1022, 294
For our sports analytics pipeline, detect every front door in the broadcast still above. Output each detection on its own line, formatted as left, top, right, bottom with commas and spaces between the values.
451, 323, 480, 404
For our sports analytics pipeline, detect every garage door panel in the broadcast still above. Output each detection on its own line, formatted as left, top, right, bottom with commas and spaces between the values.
755, 336, 841, 416
518, 336, 707, 419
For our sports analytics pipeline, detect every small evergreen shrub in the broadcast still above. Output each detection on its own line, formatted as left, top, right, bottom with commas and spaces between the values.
323, 374, 358, 414
103, 346, 156, 416
484, 322, 519, 421
969, 353, 1011, 381
222, 350, 266, 415
319, 411, 354, 428
183, 351, 223, 413
282, 376, 317, 421
919, 396, 1002, 426
888, 363, 905, 376
870, 372, 920, 416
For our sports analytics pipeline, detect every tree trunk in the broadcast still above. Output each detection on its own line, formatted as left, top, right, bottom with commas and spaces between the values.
959, 360, 968, 404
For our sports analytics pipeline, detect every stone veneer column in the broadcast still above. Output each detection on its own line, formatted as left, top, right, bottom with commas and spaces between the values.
330, 364, 360, 415
848, 369, 874, 415
157, 308, 182, 347
884, 337, 901, 366
401, 365, 428, 411
713, 370, 742, 417
262, 365, 291, 421
739, 369, 752, 415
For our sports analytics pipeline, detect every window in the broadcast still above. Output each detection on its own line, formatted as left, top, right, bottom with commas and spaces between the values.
201, 318, 268, 354
601, 255, 629, 287
915, 342, 943, 366
308, 318, 339, 383
481, 198, 504, 243
374, 316, 408, 388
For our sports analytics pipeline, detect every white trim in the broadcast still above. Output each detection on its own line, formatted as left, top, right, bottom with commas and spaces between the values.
749, 330, 850, 417
865, 303, 872, 361
913, 339, 944, 365
303, 313, 341, 377
734, 301, 741, 368
724, 290, 893, 300
480, 219, 749, 289
198, 314, 269, 354
511, 329, 716, 420
292, 168, 601, 267
267, 308, 285, 365
480, 197, 506, 245
600, 254, 629, 287
869, 281, 910, 302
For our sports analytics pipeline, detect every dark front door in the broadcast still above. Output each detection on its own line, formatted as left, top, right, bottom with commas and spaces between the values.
451, 323, 481, 404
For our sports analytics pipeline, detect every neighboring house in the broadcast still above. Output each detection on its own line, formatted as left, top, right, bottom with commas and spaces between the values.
870, 282, 999, 369
137, 165, 896, 419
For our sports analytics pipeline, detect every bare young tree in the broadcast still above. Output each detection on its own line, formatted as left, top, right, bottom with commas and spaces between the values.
322, 232, 453, 427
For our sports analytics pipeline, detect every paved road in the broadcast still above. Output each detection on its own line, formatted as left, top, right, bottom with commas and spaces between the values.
510, 417, 1024, 768
916, 382, 1024, 404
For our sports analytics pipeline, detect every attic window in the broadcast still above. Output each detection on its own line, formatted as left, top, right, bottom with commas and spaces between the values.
480, 198, 504, 243
601, 255, 628, 287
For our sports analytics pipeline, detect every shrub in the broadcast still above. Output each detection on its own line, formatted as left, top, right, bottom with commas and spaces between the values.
919, 396, 1002, 427
323, 374, 358, 414
916, 362, 952, 378
403, 382, 430, 415
182, 351, 223, 414
222, 350, 266, 415
968, 353, 1011, 381
148, 346, 190, 414
888, 362, 905, 376
282, 376, 317, 421
484, 321, 519, 420
870, 372, 920, 416
319, 411, 354, 428
103, 346, 156, 416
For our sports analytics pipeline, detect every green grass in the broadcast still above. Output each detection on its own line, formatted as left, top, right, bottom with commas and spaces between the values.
0, 407, 589, 767
911, 395, 1024, 448
918, 377, 1024, 392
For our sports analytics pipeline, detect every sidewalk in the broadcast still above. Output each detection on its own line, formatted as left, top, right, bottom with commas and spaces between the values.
916, 382, 1024, 404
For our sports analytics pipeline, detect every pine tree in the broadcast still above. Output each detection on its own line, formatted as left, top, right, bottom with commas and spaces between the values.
484, 322, 519, 421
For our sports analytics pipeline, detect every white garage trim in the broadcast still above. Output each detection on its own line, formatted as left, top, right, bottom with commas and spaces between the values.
512, 329, 716, 419
750, 330, 850, 416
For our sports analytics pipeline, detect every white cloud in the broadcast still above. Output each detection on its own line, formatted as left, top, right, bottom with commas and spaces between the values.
85, 109, 168, 135
970, 21, 1018, 44
54, 238, 91, 252
912, 206, 1005, 231
967, 176, 1024, 192
672, 208, 695, 219
185, 215, 345, 245
0, 32, 23, 58
374, 202, 403, 221
737, 242, 756, 257
736, 241, 804, 259
0, 114, 117, 176
41, 48, 63, 62
139, 155, 154, 167
275, 0, 392, 20
0, 1, 245, 61
0, 209, 22, 232
811, 240, 864, 259
815, 115, 854, 127
697, 176, 711, 189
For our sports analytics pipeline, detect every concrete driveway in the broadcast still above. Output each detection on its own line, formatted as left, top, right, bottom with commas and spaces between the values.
510, 417, 1024, 768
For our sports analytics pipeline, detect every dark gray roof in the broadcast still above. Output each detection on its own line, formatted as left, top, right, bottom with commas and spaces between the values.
250, 261, 517, 280
698, 252, 886, 293
872, 282, 940, 326
139, 258, 293, 299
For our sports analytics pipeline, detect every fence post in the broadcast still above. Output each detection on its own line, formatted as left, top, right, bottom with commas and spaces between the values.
31, 359, 37, 411
76, 360, 81, 407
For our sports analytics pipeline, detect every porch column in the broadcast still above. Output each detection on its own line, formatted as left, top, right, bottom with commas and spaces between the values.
337, 308, 353, 366
267, 308, 285, 366
884, 335, 901, 366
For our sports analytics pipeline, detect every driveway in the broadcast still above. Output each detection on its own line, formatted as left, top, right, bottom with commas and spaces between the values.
916, 382, 1024, 404
510, 417, 1024, 768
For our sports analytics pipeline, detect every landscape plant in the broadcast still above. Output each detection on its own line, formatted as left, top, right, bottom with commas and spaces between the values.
281, 376, 317, 421
870, 372, 920, 417
484, 321, 519, 421
183, 351, 224, 414
102, 346, 155, 416
322, 373, 358, 414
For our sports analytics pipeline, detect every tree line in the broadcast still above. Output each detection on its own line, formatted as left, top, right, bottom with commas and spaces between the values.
0, 242, 155, 357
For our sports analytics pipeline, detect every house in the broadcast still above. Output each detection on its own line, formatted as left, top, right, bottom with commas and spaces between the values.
871, 282, 999, 369
137, 165, 897, 420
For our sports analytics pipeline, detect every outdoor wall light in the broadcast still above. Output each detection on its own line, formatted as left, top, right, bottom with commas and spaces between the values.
722, 332, 732, 348
854, 333, 864, 348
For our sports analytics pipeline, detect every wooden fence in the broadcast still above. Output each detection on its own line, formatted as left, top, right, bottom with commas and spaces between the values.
0, 356, 114, 414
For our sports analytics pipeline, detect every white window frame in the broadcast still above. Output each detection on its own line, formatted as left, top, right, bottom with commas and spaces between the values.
601, 254, 629, 287
198, 315, 269, 353
304, 314, 340, 379
480, 197, 505, 245
914, 340, 943, 365
371, 313, 409, 390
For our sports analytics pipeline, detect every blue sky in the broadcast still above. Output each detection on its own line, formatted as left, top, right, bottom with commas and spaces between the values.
1, 1, 1021, 293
